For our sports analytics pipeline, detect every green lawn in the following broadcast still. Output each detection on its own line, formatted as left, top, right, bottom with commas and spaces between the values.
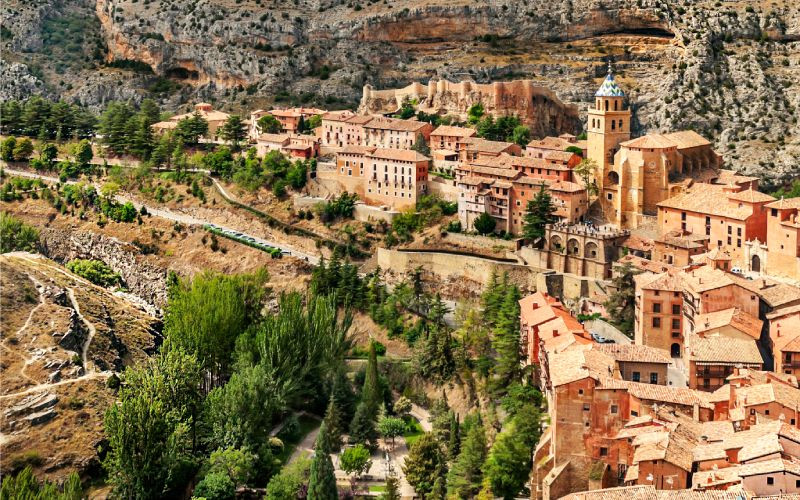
369, 485, 387, 492
402, 415, 424, 447
274, 414, 320, 465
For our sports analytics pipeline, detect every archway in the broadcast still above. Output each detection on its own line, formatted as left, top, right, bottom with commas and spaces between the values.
670, 343, 681, 358
607, 171, 620, 185
585, 241, 599, 260
751, 255, 761, 273
550, 235, 563, 251
567, 238, 581, 256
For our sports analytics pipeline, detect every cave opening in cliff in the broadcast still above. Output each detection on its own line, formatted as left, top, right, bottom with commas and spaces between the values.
166, 67, 200, 80
602, 27, 675, 39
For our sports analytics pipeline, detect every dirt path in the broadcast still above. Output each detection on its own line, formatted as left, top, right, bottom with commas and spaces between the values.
67, 288, 97, 372
288, 424, 321, 464
0, 372, 110, 401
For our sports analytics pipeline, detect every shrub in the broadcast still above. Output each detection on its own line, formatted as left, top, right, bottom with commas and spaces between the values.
0, 212, 39, 253
193, 472, 235, 500
66, 259, 121, 287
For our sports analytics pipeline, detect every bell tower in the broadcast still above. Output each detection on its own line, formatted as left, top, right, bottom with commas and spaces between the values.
587, 63, 631, 192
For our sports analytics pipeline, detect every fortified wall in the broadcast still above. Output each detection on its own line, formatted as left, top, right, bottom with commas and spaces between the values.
359, 78, 582, 138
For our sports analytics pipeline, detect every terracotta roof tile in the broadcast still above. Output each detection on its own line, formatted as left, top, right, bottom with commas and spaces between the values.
621, 134, 677, 149
694, 308, 762, 340
595, 344, 672, 364
363, 116, 430, 132
430, 125, 476, 137
662, 130, 712, 149
686, 335, 763, 365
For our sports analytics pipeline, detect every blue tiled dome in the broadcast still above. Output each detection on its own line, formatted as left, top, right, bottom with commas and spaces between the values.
595, 71, 625, 97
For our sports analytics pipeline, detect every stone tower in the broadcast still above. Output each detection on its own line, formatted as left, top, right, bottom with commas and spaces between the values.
587, 64, 631, 192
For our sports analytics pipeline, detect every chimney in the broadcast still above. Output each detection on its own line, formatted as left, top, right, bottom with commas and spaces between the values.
693, 402, 700, 421
532, 302, 539, 310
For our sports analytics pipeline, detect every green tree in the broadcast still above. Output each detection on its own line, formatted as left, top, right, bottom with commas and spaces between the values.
1, 136, 16, 161
483, 404, 542, 499
40, 143, 58, 166
362, 340, 381, 414
522, 184, 557, 243
265, 455, 312, 500
220, 115, 247, 150
349, 401, 378, 449
73, 139, 93, 167
416, 294, 455, 384
491, 284, 522, 390
0, 212, 39, 253
411, 133, 430, 156
0, 466, 83, 500
604, 262, 638, 336
307, 423, 338, 500
257, 114, 283, 134
321, 396, 343, 453
446, 414, 486, 498
402, 433, 445, 497
103, 346, 203, 499
574, 158, 599, 196
393, 396, 412, 416
164, 269, 268, 387
340, 444, 372, 479
12, 137, 34, 161
306, 114, 322, 130
207, 446, 257, 487
510, 125, 531, 147
378, 416, 406, 449
193, 472, 235, 500
175, 112, 209, 144
381, 474, 401, 500
473, 212, 496, 235
467, 103, 485, 125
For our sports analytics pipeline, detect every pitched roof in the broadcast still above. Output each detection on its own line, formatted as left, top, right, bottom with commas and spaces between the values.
257, 133, 290, 143
595, 344, 672, 364
462, 137, 518, 153
686, 335, 763, 365
657, 230, 709, 250
736, 457, 800, 477
345, 114, 375, 125
733, 382, 800, 410
726, 188, 775, 204
527, 136, 577, 151
549, 180, 585, 193
430, 125, 476, 137
362, 116, 429, 132
694, 308, 762, 340
657, 185, 754, 220
598, 377, 714, 409
617, 255, 675, 275
548, 346, 617, 387
322, 110, 356, 121
368, 148, 430, 162
662, 130, 712, 149
621, 134, 677, 150
765, 196, 800, 210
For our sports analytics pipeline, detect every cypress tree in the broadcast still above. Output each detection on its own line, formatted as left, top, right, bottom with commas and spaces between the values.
307, 422, 337, 500
349, 401, 378, 450
446, 414, 487, 498
321, 396, 343, 453
362, 340, 380, 413
448, 412, 460, 459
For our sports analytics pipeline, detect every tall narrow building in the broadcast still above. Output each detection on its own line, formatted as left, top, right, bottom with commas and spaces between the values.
587, 64, 631, 194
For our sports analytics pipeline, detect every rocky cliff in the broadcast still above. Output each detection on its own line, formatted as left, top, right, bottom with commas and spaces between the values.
1, 0, 799, 182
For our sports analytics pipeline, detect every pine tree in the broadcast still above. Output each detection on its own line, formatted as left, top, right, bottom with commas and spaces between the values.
522, 184, 557, 243
416, 295, 455, 383
491, 285, 522, 392
321, 396, 343, 453
331, 368, 357, 422
402, 433, 445, 497
446, 415, 487, 498
349, 401, 378, 450
426, 468, 446, 500
307, 423, 338, 500
220, 115, 246, 150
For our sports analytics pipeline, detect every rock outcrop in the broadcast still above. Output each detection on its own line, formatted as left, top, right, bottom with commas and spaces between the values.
1, 0, 799, 181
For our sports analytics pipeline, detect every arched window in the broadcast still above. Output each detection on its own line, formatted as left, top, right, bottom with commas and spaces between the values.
604, 100, 609, 111
619, 119, 623, 129
614, 100, 618, 111
611, 120, 616, 131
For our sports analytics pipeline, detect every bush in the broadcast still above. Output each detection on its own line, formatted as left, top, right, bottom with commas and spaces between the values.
0, 212, 39, 253
66, 259, 121, 287
473, 212, 496, 235
446, 220, 462, 233
193, 472, 235, 500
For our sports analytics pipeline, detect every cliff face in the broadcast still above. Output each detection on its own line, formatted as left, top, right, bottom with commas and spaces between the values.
1, 0, 799, 182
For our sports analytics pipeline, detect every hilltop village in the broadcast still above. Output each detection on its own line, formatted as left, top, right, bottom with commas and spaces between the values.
4, 65, 800, 500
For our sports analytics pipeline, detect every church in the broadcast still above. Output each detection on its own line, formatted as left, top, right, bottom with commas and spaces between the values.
587, 66, 723, 229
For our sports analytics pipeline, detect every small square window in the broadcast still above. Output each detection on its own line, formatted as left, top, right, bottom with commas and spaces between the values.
611, 405, 618, 414
767, 477, 774, 485
600, 447, 608, 456
652, 318, 661, 328
578, 389, 584, 395
583, 403, 590, 411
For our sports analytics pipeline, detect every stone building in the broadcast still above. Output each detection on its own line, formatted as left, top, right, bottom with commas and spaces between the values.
362, 116, 433, 150
586, 66, 723, 229
524, 223, 629, 279
686, 335, 763, 391
652, 230, 709, 267
594, 344, 672, 385
151, 102, 230, 141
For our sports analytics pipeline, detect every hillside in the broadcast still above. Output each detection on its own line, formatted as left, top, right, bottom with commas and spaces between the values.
0, 253, 161, 482
1, 0, 799, 182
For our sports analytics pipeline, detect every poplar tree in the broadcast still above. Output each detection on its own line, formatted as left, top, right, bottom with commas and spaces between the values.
362, 340, 381, 413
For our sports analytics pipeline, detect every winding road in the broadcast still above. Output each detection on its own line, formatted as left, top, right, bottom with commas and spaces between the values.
2, 167, 321, 264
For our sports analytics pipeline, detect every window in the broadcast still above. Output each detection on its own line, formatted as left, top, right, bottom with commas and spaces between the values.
728, 226, 732, 234
653, 303, 661, 313
578, 389, 584, 395
750, 409, 756, 415
600, 447, 608, 457
765, 409, 770, 415
611, 405, 618, 414
672, 319, 680, 330
672, 331, 680, 338
631, 410, 638, 417
583, 403, 590, 411
632, 372, 641, 382
672, 304, 681, 315
703, 378, 710, 388
772, 208, 778, 216
608, 193, 613, 200
767, 477, 774, 485
652, 317, 661, 328
737, 227, 742, 236
650, 373, 658, 384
